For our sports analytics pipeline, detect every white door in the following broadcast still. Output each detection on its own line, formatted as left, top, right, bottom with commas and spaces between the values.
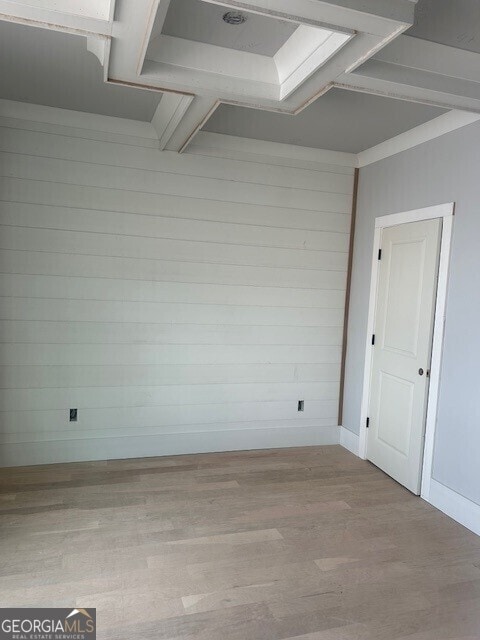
367, 218, 442, 494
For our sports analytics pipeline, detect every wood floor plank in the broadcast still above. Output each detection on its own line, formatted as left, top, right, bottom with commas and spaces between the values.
1, 445, 480, 640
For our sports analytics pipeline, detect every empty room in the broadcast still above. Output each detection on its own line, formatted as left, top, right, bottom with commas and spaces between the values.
1, 0, 480, 638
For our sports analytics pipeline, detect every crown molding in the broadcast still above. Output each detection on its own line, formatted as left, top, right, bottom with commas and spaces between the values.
187, 131, 358, 168
357, 110, 480, 167
188, 109, 480, 169
1, 99, 479, 171
0, 98, 356, 167
0, 98, 158, 140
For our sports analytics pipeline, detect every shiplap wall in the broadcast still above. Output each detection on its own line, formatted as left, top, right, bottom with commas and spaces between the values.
0, 108, 354, 466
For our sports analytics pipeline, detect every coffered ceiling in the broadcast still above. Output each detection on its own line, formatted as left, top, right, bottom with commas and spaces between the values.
0, 0, 478, 153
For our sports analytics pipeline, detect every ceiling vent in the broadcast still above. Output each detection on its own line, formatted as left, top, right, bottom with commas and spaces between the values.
223, 11, 247, 25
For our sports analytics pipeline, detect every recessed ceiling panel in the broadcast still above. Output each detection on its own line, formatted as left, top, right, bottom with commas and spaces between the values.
0, 20, 161, 121
162, 0, 298, 56
146, 0, 354, 104
203, 89, 447, 153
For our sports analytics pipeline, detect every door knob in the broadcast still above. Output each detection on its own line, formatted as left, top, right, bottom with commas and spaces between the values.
418, 368, 424, 376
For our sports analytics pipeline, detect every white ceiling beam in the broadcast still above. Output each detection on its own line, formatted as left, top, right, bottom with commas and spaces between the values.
374, 35, 480, 85
135, 0, 169, 76
147, 35, 279, 86
334, 35, 480, 113
108, 0, 155, 84
282, 32, 398, 113
140, 32, 395, 114
362, 60, 480, 104
164, 97, 220, 152
335, 71, 480, 113
276, 27, 353, 101
151, 92, 195, 150
336, 33, 480, 113
107, 0, 194, 99
0, 0, 113, 36
151, 0, 172, 38
141, 58, 280, 103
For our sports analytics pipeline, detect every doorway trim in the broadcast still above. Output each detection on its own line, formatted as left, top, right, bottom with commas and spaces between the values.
358, 202, 454, 500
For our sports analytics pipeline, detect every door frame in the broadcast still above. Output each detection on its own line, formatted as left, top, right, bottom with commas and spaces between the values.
358, 202, 454, 500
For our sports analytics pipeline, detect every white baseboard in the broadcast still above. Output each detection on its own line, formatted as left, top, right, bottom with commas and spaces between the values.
0, 425, 340, 467
428, 478, 480, 537
339, 426, 360, 456
338, 427, 480, 539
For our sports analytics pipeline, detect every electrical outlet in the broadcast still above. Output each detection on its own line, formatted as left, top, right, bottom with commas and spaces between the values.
297, 400, 304, 412
69, 408, 78, 422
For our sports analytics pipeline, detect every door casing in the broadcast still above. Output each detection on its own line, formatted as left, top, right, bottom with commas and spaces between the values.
358, 203, 454, 501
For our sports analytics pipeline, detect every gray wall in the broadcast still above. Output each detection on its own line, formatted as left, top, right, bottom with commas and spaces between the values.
342, 119, 480, 506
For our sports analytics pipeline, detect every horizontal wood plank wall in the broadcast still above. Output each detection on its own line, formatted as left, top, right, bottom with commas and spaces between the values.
0, 115, 354, 466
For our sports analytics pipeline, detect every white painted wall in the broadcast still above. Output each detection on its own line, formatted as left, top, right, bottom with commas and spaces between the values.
0, 107, 354, 466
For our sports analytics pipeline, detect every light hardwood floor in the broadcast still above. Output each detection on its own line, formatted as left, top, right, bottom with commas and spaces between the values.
1, 445, 480, 639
